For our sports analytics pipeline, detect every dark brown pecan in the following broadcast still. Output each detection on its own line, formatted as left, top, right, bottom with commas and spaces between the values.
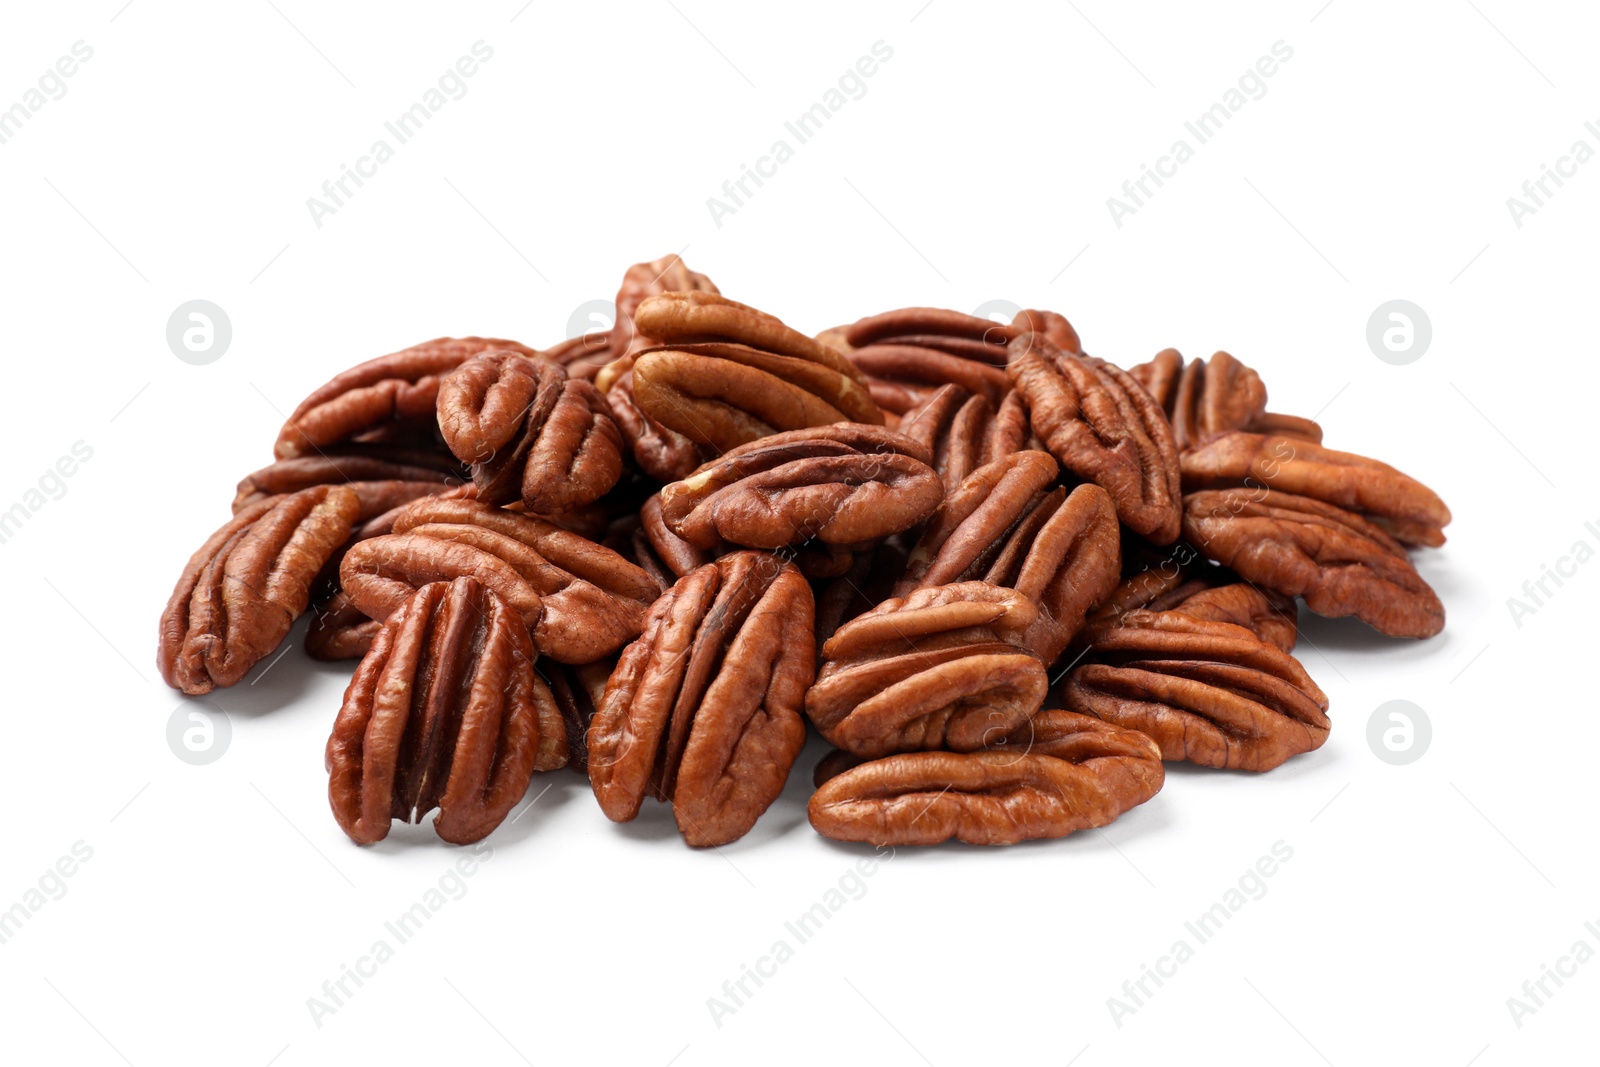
1132, 348, 1323, 449
1062, 610, 1330, 771
1184, 487, 1444, 638
436, 350, 624, 514
326, 578, 565, 845
159, 485, 360, 694
539, 656, 614, 776
1008, 336, 1182, 543
1180, 431, 1451, 548
233, 451, 462, 512
587, 552, 814, 846
1084, 562, 1298, 653
897, 384, 1029, 493
896, 451, 1121, 664
807, 583, 1047, 757
627, 291, 882, 453
340, 498, 661, 663
658, 424, 942, 551
813, 538, 909, 648
306, 591, 382, 661
808, 709, 1163, 846
274, 337, 536, 459
1011, 308, 1083, 354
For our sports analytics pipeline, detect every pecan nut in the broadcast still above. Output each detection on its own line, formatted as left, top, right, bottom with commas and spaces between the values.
233, 450, 462, 512
807, 582, 1048, 757
1084, 561, 1298, 653
1008, 336, 1183, 542
897, 384, 1029, 493
326, 578, 565, 845
658, 424, 943, 551
306, 591, 382, 661
828, 306, 1016, 415
587, 552, 814, 846
808, 709, 1163, 846
1131, 349, 1323, 450
1183, 487, 1444, 638
159, 485, 360, 694
607, 253, 721, 363
436, 350, 624, 513
1061, 610, 1330, 771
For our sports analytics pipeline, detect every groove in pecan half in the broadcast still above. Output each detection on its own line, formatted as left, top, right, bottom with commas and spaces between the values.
326, 578, 565, 845
604, 368, 705, 481
539, 656, 614, 777
1180, 431, 1451, 548
808, 709, 1163, 846
813, 538, 910, 648
1062, 610, 1330, 771
1184, 487, 1444, 638
897, 384, 1029, 493
1008, 336, 1182, 543
1132, 348, 1323, 449
828, 307, 1015, 415
807, 582, 1048, 758
587, 551, 814, 846
274, 337, 536, 459
437, 350, 624, 514
306, 591, 382, 661
233, 451, 463, 512
658, 424, 943, 551
1084, 561, 1299, 653
159, 485, 360, 694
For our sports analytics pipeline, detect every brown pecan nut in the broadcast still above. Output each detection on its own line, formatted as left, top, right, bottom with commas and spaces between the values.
1008, 337, 1183, 543
829, 307, 1016, 415
1062, 610, 1330, 771
813, 538, 909, 647
587, 551, 814, 846
807, 583, 1048, 758
656, 424, 942, 551
159, 485, 360, 694
604, 368, 705, 481
897, 384, 1029, 493
638, 493, 712, 579
306, 591, 382, 661
233, 450, 463, 512
340, 498, 661, 663
539, 333, 614, 382
274, 337, 536, 459
1130, 349, 1323, 450
539, 656, 614, 777
896, 451, 1121, 664
628, 291, 882, 452
326, 578, 565, 845
607, 253, 722, 364
1180, 431, 1451, 548
1183, 487, 1444, 638
436, 350, 624, 514
1084, 562, 1299, 653
808, 709, 1163, 846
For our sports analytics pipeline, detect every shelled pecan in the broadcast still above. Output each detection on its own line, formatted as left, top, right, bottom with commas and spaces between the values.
896, 384, 1030, 493
1083, 555, 1298, 652
1131, 349, 1323, 449
232, 450, 462, 512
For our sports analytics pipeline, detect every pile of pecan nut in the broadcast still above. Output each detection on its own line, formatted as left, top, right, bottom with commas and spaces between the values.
157, 255, 1451, 849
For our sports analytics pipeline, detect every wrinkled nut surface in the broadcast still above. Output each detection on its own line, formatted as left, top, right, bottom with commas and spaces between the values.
1009, 337, 1182, 543
808, 709, 1163, 846
160, 485, 360, 694
607, 253, 722, 365
835, 307, 1015, 415
1062, 610, 1330, 771
437, 350, 624, 514
1131, 349, 1324, 450
326, 578, 565, 845
1184, 488, 1444, 638
587, 552, 814, 846
898, 384, 1029, 493
1180, 431, 1451, 548
807, 582, 1047, 758
1085, 564, 1298, 653
274, 337, 536, 459
540, 657, 614, 777
233, 452, 462, 512
658, 424, 943, 550
341, 498, 661, 664
305, 591, 382, 661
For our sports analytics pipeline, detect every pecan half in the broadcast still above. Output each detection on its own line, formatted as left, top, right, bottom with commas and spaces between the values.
658, 424, 942, 551
1062, 610, 1330, 771
306, 591, 382, 661
274, 337, 536, 459
1130, 349, 1323, 450
340, 498, 661, 663
436, 350, 624, 514
808, 709, 1163, 846
326, 578, 565, 845
1084, 562, 1299, 653
1180, 431, 1451, 548
831, 307, 1015, 415
233, 451, 462, 512
1184, 487, 1444, 638
807, 583, 1047, 757
587, 552, 814, 846
159, 485, 360, 694
604, 368, 705, 481
608, 253, 722, 364
897, 384, 1029, 493
540, 656, 614, 777
1008, 336, 1182, 543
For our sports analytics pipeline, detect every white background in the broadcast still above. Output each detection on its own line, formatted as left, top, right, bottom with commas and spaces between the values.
1, 1, 1594, 1064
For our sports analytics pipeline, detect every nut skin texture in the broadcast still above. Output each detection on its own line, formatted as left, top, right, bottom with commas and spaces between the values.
1061, 610, 1330, 772
232, 451, 463, 512
1132, 348, 1324, 449
305, 591, 382, 661
1184, 487, 1444, 638
807, 583, 1048, 758
897, 384, 1029, 494
340, 497, 661, 664
828, 307, 1019, 416
436, 350, 624, 514
587, 552, 814, 847
274, 337, 537, 460
607, 253, 722, 365
658, 424, 943, 551
326, 578, 565, 846
808, 710, 1163, 847
1085, 564, 1299, 653
159, 485, 361, 694
1180, 431, 1451, 548
1008, 336, 1183, 544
